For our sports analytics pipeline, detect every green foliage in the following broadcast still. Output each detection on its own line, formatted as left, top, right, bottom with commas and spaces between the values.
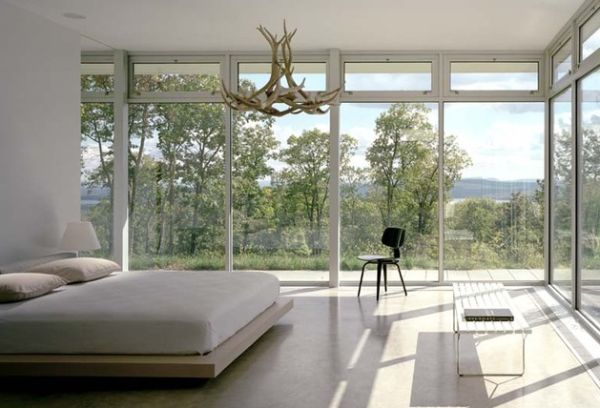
81, 95, 548, 272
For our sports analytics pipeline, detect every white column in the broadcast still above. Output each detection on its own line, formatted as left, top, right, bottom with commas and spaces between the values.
572, 20, 580, 309
112, 50, 129, 270
544, 81, 551, 286
438, 101, 445, 283
223, 53, 233, 272
573, 83, 581, 308
328, 49, 341, 288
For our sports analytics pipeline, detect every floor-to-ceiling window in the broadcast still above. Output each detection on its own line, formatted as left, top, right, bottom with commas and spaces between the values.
80, 62, 114, 256
444, 102, 545, 280
232, 62, 330, 281
339, 60, 440, 283
544, 2, 600, 330
550, 89, 573, 299
580, 67, 600, 323
339, 103, 439, 282
127, 61, 225, 271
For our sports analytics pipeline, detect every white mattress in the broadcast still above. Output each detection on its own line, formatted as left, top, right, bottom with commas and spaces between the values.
0, 270, 280, 355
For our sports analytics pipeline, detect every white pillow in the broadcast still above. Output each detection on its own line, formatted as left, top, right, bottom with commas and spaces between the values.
29, 257, 120, 284
0, 273, 66, 302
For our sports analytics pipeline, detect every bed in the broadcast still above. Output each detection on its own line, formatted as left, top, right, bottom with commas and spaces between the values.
0, 259, 292, 378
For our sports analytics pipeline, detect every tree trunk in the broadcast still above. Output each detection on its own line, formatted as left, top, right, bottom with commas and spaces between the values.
166, 159, 176, 255
155, 167, 164, 254
129, 104, 150, 253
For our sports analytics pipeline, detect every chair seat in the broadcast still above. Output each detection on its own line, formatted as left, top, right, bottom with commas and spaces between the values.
358, 254, 397, 262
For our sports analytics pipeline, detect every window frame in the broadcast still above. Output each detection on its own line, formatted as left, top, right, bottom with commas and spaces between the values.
128, 54, 224, 102
550, 36, 574, 89
340, 53, 439, 101
443, 54, 545, 99
578, 3, 600, 66
230, 52, 333, 282
231, 53, 330, 95
81, 53, 115, 102
549, 87, 575, 302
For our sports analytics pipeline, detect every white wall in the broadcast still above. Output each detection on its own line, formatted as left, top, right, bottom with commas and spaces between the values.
0, 1, 80, 264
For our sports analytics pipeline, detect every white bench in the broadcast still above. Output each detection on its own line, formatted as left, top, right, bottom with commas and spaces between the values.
452, 282, 531, 376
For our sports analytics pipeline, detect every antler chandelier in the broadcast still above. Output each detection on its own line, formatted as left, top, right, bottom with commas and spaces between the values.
220, 21, 339, 117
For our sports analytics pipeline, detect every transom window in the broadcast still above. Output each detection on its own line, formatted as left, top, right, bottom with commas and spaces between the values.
344, 61, 432, 91
552, 40, 572, 84
238, 62, 326, 91
581, 8, 600, 62
132, 62, 220, 94
450, 61, 539, 91
81, 63, 114, 94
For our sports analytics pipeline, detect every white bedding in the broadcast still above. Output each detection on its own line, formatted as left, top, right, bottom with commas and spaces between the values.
0, 270, 280, 355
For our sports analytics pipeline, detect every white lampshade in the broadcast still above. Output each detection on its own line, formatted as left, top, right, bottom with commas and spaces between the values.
60, 221, 101, 251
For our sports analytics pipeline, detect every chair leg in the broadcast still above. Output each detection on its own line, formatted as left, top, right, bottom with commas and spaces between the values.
383, 263, 388, 292
358, 263, 367, 297
376, 262, 381, 301
395, 263, 407, 296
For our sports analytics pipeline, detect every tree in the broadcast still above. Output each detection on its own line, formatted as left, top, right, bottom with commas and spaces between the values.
81, 102, 114, 254
279, 129, 355, 255
366, 103, 470, 238
127, 74, 227, 257
452, 198, 500, 243
128, 103, 154, 252
232, 110, 277, 253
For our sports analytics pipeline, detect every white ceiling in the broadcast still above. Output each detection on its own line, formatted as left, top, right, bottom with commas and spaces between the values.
6, 0, 586, 52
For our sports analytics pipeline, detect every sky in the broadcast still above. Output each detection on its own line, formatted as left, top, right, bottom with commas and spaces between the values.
81, 99, 546, 185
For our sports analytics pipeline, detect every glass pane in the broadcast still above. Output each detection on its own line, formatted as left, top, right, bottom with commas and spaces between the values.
551, 89, 573, 300
340, 103, 439, 282
232, 107, 330, 282
81, 103, 114, 257
238, 62, 326, 91
450, 62, 538, 91
552, 40, 572, 83
128, 103, 225, 271
581, 68, 600, 323
133, 63, 220, 93
344, 62, 432, 91
444, 102, 545, 281
581, 10, 600, 61
81, 63, 114, 94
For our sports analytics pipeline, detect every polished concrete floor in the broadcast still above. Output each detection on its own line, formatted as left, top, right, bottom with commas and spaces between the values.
0, 286, 599, 408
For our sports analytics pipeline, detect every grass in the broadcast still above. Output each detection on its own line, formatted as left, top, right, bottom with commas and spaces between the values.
129, 252, 542, 271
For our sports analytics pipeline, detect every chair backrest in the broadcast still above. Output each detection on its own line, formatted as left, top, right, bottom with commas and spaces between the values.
381, 227, 405, 252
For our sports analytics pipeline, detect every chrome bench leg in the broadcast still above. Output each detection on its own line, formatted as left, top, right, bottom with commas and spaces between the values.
457, 333, 527, 377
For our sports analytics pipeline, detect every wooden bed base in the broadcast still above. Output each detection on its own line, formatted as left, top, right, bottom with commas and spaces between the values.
0, 297, 293, 379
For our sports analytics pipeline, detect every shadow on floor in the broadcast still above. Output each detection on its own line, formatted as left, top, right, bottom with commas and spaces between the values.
0, 324, 296, 396
410, 331, 490, 407
0, 376, 208, 393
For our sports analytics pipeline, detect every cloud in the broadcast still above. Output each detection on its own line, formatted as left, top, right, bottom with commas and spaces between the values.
458, 120, 544, 180
343, 126, 375, 169
452, 73, 538, 93
345, 73, 430, 91
492, 103, 544, 115
351, 103, 394, 110
589, 114, 600, 126
81, 146, 101, 176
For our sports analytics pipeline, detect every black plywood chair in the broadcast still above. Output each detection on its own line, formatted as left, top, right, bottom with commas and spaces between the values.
357, 227, 407, 301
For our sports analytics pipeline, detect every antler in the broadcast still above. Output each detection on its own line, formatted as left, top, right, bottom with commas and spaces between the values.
220, 20, 340, 117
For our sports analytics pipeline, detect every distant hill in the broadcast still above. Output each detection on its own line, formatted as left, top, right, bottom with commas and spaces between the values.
81, 186, 109, 206
81, 178, 542, 205
341, 178, 541, 202
449, 178, 540, 201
